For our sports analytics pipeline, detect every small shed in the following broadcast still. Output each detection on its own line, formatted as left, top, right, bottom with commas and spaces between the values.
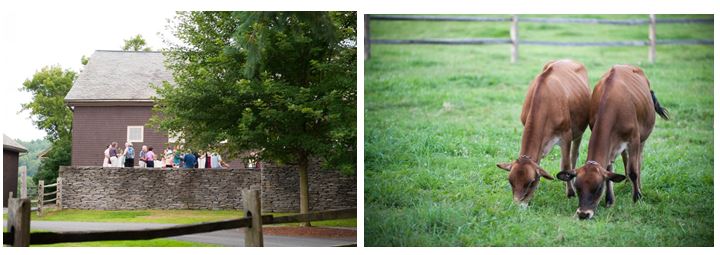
3, 134, 27, 207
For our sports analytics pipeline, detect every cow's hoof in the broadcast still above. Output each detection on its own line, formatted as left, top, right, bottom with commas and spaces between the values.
605, 200, 614, 208
633, 192, 643, 203
566, 191, 576, 198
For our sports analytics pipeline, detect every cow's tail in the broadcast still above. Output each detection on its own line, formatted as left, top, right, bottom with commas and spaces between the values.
651, 90, 669, 120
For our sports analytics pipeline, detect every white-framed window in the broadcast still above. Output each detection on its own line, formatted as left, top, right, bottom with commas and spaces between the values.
127, 126, 144, 143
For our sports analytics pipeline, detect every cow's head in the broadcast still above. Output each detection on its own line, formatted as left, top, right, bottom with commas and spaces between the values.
556, 161, 625, 219
496, 155, 553, 206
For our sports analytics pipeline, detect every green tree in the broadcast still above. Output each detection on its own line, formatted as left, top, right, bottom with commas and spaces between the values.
33, 136, 71, 186
16, 138, 51, 177
20, 66, 76, 185
122, 34, 152, 51
154, 12, 356, 225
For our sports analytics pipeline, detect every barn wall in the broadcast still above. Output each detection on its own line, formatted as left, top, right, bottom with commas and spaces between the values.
59, 166, 356, 212
3, 150, 20, 207
70, 105, 247, 168
70, 105, 168, 167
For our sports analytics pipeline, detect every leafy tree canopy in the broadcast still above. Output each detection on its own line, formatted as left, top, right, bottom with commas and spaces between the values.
16, 138, 51, 177
153, 11, 356, 173
33, 136, 71, 186
20, 66, 75, 142
122, 34, 152, 51
20, 66, 75, 185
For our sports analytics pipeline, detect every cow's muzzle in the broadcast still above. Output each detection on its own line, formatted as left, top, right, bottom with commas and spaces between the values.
576, 208, 594, 220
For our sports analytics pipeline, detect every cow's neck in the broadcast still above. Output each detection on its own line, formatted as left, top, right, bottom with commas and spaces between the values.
519, 113, 549, 163
586, 118, 615, 167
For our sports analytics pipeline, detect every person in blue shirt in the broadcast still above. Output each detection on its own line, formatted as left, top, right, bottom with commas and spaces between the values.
123, 142, 135, 167
183, 150, 197, 169
173, 145, 182, 167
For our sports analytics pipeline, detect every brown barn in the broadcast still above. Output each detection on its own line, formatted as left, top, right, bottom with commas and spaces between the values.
65, 50, 172, 167
3, 134, 27, 207
65, 50, 245, 168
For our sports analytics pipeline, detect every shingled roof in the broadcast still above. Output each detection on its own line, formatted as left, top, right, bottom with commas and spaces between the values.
65, 50, 174, 105
3, 134, 28, 153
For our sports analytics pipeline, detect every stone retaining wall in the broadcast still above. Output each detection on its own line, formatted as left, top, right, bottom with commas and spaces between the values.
59, 166, 356, 212
261, 164, 357, 212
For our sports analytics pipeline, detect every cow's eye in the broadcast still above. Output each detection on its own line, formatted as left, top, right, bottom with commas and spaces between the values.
596, 184, 604, 193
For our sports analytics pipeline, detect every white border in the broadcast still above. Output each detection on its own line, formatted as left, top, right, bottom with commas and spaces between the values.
0, 0, 719, 254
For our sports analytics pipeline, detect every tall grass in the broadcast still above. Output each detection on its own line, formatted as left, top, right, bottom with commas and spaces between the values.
364, 14, 713, 246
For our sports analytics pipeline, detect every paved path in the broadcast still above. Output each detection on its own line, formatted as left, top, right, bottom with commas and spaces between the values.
3, 220, 355, 247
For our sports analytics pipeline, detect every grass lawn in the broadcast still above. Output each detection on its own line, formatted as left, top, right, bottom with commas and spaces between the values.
4, 209, 356, 227
365, 14, 713, 246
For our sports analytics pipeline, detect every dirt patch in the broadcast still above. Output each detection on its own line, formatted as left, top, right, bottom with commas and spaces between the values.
263, 226, 356, 239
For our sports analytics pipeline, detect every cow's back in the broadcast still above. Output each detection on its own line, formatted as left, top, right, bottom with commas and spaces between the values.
591, 65, 656, 140
521, 60, 590, 135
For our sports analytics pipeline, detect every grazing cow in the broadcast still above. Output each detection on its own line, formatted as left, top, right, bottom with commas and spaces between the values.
496, 60, 591, 206
556, 65, 669, 219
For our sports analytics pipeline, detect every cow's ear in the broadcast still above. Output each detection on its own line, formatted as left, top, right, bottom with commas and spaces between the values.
556, 170, 576, 181
496, 162, 512, 171
605, 172, 626, 183
537, 167, 554, 180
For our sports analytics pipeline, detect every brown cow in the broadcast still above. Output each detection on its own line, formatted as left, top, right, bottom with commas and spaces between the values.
496, 60, 591, 206
556, 65, 669, 219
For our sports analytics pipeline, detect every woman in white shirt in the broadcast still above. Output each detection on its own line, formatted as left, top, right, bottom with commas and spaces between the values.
103, 144, 111, 167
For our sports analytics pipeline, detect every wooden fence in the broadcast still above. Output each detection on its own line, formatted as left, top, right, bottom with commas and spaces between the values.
3, 190, 356, 247
364, 14, 713, 63
34, 178, 62, 216
19, 166, 27, 199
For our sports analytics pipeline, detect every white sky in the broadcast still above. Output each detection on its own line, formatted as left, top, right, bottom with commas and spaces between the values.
0, 8, 176, 141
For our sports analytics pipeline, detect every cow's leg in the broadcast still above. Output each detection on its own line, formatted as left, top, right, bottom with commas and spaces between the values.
621, 150, 629, 174
570, 135, 582, 169
637, 142, 646, 193
628, 140, 643, 202
605, 159, 616, 207
560, 133, 575, 198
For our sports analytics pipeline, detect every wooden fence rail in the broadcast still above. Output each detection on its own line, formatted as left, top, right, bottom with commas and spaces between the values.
369, 39, 713, 46
35, 178, 62, 216
369, 15, 713, 25
3, 190, 356, 247
365, 14, 713, 63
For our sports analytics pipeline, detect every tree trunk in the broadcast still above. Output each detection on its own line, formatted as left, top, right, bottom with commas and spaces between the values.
299, 154, 311, 227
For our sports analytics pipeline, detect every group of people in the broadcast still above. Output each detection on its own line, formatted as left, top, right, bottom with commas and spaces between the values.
102, 142, 135, 167
103, 142, 229, 169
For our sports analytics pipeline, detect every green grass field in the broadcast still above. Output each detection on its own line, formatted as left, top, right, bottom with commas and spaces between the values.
364, 14, 713, 247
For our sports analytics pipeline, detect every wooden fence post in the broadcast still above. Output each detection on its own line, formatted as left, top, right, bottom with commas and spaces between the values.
8, 195, 31, 247
20, 166, 27, 198
648, 14, 656, 63
364, 14, 370, 60
242, 189, 263, 247
37, 180, 44, 216
510, 15, 519, 63
56, 177, 63, 209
